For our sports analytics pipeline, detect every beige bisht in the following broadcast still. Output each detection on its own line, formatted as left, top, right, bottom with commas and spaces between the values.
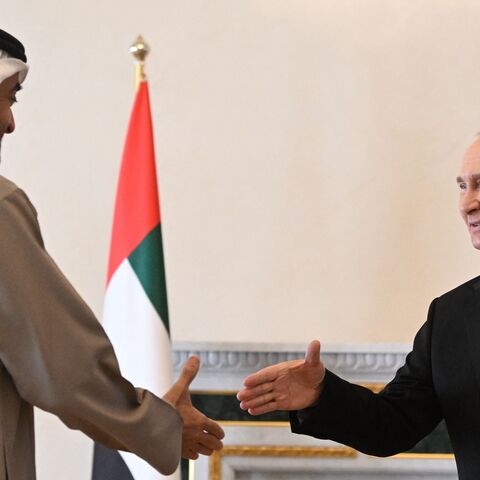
0, 176, 182, 479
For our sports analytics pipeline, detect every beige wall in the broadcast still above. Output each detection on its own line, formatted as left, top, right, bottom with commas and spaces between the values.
6, 1, 480, 347
5, 1, 480, 477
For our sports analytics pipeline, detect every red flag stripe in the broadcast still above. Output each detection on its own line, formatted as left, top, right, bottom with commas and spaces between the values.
107, 82, 161, 284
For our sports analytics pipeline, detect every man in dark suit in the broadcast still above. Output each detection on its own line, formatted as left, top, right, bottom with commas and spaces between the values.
237, 137, 480, 479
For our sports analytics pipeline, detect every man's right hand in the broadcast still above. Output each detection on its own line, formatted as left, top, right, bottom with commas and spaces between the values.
164, 356, 225, 460
237, 340, 326, 415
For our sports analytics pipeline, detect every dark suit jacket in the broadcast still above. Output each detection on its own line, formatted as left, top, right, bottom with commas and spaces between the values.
291, 276, 480, 479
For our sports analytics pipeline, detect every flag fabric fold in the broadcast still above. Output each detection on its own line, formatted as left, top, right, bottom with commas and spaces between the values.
92, 81, 178, 480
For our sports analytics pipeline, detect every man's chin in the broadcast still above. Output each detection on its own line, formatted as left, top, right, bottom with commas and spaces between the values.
471, 235, 480, 250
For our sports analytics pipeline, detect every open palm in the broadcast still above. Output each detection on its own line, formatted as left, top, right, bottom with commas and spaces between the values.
237, 340, 326, 415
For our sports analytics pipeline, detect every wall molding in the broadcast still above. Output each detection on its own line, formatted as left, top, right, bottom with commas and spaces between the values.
172, 342, 411, 390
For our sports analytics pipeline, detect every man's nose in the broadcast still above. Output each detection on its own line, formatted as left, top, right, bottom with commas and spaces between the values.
6, 110, 15, 134
460, 190, 480, 215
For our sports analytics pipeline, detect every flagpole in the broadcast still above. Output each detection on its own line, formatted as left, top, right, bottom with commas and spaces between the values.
130, 34, 188, 480
92, 34, 184, 480
130, 35, 150, 90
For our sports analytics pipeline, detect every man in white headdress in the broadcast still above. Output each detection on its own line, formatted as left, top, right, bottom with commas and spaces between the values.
0, 28, 224, 480
0, 30, 28, 160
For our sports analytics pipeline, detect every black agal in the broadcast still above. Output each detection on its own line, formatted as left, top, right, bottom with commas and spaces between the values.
0, 30, 27, 63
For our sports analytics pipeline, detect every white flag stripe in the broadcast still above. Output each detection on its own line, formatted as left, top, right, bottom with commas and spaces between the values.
102, 258, 179, 479
103, 258, 172, 395
119, 450, 172, 480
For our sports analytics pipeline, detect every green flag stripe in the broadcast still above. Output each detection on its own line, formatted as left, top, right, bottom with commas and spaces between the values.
128, 225, 170, 334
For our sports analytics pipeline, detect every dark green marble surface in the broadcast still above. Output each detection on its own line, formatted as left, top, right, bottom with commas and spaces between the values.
408, 420, 452, 453
192, 392, 289, 422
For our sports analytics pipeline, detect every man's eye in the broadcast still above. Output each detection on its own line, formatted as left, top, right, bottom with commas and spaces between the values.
459, 183, 467, 191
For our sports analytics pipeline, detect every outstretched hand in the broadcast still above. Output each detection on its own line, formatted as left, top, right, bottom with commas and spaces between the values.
237, 340, 326, 415
164, 356, 225, 460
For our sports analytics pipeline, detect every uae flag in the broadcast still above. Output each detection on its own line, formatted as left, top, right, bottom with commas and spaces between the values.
92, 81, 178, 479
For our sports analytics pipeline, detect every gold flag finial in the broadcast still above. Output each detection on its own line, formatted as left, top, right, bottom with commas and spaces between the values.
130, 35, 150, 89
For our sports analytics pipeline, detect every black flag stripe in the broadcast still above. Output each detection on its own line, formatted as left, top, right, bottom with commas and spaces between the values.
92, 444, 135, 480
